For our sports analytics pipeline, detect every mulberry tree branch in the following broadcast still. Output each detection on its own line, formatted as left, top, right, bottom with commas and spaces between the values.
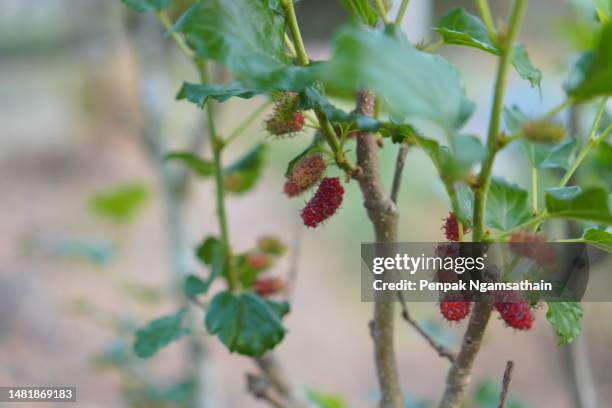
355, 90, 404, 408
439, 2, 526, 407
497, 361, 515, 408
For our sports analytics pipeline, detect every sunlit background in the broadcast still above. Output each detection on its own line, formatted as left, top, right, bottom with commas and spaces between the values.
1, 0, 611, 407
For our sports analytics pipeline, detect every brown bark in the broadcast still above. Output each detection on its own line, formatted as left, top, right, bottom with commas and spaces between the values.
355, 90, 404, 408
438, 302, 492, 408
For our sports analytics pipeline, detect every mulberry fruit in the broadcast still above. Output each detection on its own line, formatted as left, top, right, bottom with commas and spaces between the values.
443, 212, 469, 242
301, 177, 344, 228
522, 119, 566, 144
283, 154, 326, 197
440, 299, 472, 322
509, 231, 556, 267
265, 92, 304, 136
493, 290, 534, 330
245, 251, 272, 271
253, 277, 286, 297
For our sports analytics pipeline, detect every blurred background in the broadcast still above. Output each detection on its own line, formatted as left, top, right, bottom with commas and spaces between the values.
1, 0, 611, 407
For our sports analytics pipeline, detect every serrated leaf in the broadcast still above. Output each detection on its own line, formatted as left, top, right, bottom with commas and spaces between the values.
134, 308, 190, 358
485, 178, 532, 230
165, 152, 214, 177
175, 1, 314, 90
511, 44, 542, 89
121, 0, 169, 12
546, 301, 583, 344
565, 23, 612, 99
435, 8, 497, 53
435, 9, 541, 89
582, 227, 612, 252
319, 25, 474, 135
89, 183, 148, 225
176, 81, 259, 107
545, 186, 612, 224
338, 0, 377, 26
223, 144, 266, 194
205, 291, 287, 356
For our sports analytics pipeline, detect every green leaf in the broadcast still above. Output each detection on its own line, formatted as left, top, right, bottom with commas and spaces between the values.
195, 236, 221, 265
165, 152, 214, 177
183, 274, 214, 297
134, 308, 190, 358
455, 182, 474, 227
511, 44, 542, 90
442, 134, 487, 179
546, 301, 583, 344
338, 0, 377, 26
305, 388, 347, 408
503, 104, 526, 132
594, 0, 611, 22
176, 81, 259, 107
582, 227, 612, 252
504, 106, 576, 169
205, 291, 287, 356
485, 178, 532, 230
545, 186, 612, 223
299, 86, 380, 131
121, 0, 169, 12
319, 25, 474, 135
565, 23, 612, 100
520, 138, 577, 170
175, 1, 313, 90
435, 9, 541, 89
89, 183, 148, 225
223, 144, 266, 194
435, 8, 497, 53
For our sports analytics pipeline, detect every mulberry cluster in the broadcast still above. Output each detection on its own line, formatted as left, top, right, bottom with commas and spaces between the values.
283, 154, 326, 197
442, 212, 469, 242
493, 290, 534, 330
245, 251, 272, 271
509, 231, 556, 267
265, 92, 305, 136
301, 177, 344, 228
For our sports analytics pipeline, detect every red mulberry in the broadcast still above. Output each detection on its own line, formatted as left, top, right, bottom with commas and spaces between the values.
245, 251, 272, 271
493, 290, 534, 330
253, 277, 286, 297
443, 212, 469, 242
301, 177, 344, 228
440, 299, 472, 322
509, 231, 555, 267
283, 154, 326, 198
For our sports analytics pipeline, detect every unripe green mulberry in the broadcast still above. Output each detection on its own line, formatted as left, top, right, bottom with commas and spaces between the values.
522, 119, 566, 144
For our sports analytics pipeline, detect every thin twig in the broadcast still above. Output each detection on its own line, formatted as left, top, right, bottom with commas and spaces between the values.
390, 143, 409, 204
246, 374, 286, 408
497, 361, 515, 408
285, 220, 303, 303
255, 354, 313, 408
397, 292, 456, 363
